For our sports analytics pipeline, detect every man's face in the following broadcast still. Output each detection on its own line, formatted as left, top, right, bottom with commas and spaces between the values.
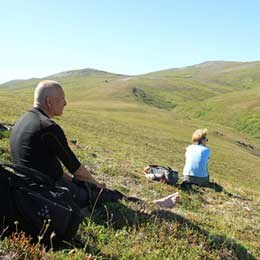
51, 88, 67, 116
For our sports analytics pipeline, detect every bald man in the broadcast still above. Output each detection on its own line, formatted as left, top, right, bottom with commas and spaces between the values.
10, 80, 179, 209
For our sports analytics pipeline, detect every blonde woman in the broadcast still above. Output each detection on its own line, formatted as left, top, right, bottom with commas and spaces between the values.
183, 129, 210, 185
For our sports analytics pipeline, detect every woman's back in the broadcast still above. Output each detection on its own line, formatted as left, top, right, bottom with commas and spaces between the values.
183, 144, 210, 178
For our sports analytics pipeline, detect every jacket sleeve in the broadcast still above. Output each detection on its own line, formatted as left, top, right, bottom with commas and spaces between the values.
41, 124, 81, 174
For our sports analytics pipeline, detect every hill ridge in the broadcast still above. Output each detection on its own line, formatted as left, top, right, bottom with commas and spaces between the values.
47, 68, 126, 78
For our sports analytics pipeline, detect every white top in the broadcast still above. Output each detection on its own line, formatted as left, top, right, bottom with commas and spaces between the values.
183, 144, 210, 177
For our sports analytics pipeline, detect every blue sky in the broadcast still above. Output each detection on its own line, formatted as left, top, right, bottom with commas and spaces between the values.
1, 0, 260, 83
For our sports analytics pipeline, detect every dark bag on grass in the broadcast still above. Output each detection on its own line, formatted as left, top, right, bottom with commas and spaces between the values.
144, 165, 179, 185
0, 163, 83, 243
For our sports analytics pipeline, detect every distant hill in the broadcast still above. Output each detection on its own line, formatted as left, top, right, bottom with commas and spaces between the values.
47, 68, 125, 78
0, 78, 39, 89
1, 60, 260, 137
148, 60, 260, 91
0, 68, 125, 89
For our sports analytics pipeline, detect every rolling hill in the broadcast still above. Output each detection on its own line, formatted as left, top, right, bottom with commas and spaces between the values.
0, 61, 259, 259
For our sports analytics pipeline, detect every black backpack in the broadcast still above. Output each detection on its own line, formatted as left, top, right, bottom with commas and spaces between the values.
0, 163, 83, 244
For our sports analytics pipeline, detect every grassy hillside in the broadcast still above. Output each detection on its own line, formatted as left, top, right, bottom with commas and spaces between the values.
0, 62, 259, 259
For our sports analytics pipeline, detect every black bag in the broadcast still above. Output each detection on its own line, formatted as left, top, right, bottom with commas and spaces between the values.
0, 163, 83, 243
144, 165, 179, 185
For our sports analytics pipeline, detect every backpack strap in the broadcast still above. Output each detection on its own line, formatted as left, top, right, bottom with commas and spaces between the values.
0, 163, 53, 186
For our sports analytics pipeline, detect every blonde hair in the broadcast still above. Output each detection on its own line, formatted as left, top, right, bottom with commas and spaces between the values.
192, 129, 208, 143
34, 80, 62, 107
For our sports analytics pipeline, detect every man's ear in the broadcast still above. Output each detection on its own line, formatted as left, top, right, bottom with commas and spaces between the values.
45, 96, 52, 108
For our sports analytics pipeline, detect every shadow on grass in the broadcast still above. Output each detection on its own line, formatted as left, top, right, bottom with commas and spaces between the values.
179, 181, 223, 194
0, 224, 117, 260
84, 200, 255, 260
178, 181, 249, 202
153, 210, 255, 260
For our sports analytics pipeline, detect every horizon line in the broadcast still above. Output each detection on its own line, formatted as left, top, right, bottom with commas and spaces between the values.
1, 59, 259, 85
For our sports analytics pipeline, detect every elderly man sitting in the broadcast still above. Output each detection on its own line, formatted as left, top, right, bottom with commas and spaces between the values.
10, 80, 179, 209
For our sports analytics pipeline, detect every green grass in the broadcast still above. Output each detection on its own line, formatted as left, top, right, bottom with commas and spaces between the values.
0, 62, 259, 259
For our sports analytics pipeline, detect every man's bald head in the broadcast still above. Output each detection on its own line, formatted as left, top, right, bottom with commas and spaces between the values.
33, 80, 66, 117
34, 80, 63, 107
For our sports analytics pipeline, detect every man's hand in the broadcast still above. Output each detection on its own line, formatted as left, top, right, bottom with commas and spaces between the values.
74, 164, 107, 188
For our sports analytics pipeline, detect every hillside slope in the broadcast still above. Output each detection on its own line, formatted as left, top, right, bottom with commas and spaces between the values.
0, 61, 259, 259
